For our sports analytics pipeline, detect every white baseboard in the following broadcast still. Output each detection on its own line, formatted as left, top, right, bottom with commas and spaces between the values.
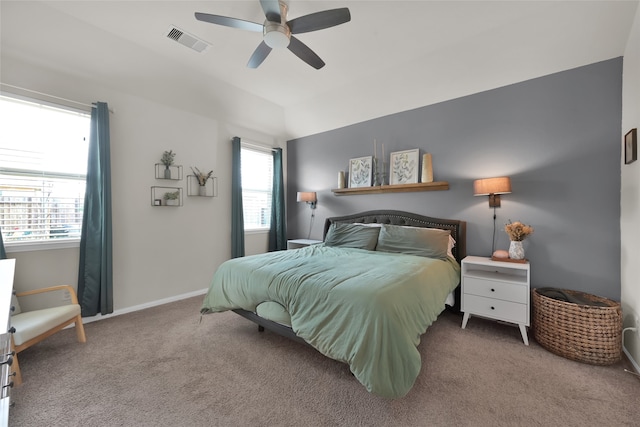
81, 288, 208, 324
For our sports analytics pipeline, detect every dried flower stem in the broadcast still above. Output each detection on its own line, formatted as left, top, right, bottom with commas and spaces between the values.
191, 166, 213, 186
505, 220, 534, 241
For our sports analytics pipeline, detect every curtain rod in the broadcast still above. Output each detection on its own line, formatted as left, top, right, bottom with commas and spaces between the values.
0, 82, 114, 113
241, 140, 278, 152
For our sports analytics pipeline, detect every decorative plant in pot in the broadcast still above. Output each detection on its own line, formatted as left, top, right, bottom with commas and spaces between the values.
504, 220, 534, 260
191, 166, 213, 196
161, 150, 176, 179
163, 190, 180, 206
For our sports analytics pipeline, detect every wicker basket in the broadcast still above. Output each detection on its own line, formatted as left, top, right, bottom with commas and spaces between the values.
531, 288, 622, 365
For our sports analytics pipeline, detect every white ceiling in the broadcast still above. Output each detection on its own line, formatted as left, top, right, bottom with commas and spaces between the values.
1, 1, 638, 138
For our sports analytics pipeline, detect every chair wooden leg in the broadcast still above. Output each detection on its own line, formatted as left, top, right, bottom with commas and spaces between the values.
75, 315, 86, 343
11, 349, 22, 386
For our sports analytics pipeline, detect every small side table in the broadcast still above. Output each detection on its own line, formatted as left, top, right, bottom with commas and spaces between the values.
460, 256, 531, 345
286, 239, 322, 250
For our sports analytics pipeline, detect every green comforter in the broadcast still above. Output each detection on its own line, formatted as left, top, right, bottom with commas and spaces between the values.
201, 245, 460, 398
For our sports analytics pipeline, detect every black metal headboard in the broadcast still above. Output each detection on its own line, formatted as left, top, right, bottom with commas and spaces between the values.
323, 210, 467, 263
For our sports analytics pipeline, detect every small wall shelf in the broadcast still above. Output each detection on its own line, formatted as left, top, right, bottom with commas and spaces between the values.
155, 164, 183, 181
331, 181, 449, 195
187, 175, 217, 197
151, 186, 183, 207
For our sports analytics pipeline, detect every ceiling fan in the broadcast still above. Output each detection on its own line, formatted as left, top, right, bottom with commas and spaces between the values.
195, 0, 351, 69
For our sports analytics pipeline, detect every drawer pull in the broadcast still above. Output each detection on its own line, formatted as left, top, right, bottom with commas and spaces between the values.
490, 306, 495, 310
491, 288, 495, 292
0, 356, 12, 367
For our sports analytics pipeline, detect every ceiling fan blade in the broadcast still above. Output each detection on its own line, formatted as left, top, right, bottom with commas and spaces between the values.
247, 41, 272, 68
195, 12, 263, 32
260, 0, 281, 23
288, 36, 325, 69
288, 8, 351, 34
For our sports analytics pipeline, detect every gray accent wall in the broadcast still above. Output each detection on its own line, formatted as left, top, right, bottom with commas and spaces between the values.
287, 58, 622, 301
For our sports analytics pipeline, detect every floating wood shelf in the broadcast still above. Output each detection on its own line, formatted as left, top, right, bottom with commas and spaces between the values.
331, 181, 449, 195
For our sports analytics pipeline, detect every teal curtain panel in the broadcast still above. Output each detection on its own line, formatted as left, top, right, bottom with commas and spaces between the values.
231, 136, 245, 258
269, 148, 286, 251
77, 102, 113, 316
0, 229, 6, 260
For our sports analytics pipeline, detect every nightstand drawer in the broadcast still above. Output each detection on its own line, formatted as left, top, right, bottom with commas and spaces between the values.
463, 277, 527, 303
462, 294, 528, 324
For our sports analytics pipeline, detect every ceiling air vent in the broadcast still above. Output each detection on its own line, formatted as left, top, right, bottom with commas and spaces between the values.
166, 26, 209, 53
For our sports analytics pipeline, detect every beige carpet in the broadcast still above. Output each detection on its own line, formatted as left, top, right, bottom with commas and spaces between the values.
9, 296, 640, 426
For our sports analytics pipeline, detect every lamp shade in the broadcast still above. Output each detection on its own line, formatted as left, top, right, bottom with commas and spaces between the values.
473, 177, 512, 196
297, 191, 317, 203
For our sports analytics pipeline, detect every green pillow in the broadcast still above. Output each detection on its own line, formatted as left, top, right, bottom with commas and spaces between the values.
324, 223, 380, 250
376, 224, 450, 259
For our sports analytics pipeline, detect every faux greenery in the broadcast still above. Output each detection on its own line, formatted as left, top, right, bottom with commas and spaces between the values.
161, 150, 176, 167
163, 190, 180, 200
191, 166, 214, 186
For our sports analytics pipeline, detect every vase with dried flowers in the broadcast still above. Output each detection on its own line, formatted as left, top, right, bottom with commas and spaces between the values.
161, 150, 176, 179
191, 167, 213, 196
504, 220, 534, 260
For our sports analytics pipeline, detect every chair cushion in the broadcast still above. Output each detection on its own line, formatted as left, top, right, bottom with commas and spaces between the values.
10, 304, 81, 347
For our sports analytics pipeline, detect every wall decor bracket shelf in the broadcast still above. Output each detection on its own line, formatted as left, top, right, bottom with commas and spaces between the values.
187, 175, 217, 197
155, 164, 183, 180
151, 186, 183, 207
331, 181, 449, 195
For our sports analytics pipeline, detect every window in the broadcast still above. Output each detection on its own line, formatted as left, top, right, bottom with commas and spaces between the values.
241, 145, 273, 230
0, 94, 90, 246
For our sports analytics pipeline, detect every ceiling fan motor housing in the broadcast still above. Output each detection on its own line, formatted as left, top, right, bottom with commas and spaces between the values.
263, 21, 291, 48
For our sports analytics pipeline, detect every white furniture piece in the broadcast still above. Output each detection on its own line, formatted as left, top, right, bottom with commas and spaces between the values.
460, 256, 531, 345
0, 259, 16, 425
286, 239, 322, 250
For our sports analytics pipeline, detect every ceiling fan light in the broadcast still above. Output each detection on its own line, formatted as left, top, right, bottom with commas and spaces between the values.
264, 23, 290, 48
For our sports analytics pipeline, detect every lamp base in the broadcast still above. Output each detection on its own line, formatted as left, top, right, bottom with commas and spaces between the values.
489, 194, 501, 208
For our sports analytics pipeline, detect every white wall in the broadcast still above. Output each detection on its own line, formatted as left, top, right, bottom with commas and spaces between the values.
621, 5, 640, 370
1, 55, 285, 313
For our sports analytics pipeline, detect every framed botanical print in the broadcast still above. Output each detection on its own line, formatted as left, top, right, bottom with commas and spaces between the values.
348, 156, 373, 188
390, 149, 419, 185
625, 128, 637, 165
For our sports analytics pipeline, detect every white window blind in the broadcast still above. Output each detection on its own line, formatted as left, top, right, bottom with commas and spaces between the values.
0, 94, 90, 244
241, 146, 273, 230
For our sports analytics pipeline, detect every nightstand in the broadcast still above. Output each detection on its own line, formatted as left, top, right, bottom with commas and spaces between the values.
460, 256, 531, 345
286, 239, 322, 250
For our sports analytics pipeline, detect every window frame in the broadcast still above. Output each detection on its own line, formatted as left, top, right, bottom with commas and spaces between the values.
0, 92, 90, 252
240, 142, 274, 233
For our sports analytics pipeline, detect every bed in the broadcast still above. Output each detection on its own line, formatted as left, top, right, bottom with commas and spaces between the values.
201, 210, 466, 398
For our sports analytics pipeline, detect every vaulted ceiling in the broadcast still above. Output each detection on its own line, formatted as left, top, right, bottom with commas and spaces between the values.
1, 1, 638, 138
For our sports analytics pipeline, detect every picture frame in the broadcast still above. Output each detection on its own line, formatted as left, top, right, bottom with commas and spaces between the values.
390, 149, 420, 185
625, 128, 637, 165
348, 156, 373, 188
